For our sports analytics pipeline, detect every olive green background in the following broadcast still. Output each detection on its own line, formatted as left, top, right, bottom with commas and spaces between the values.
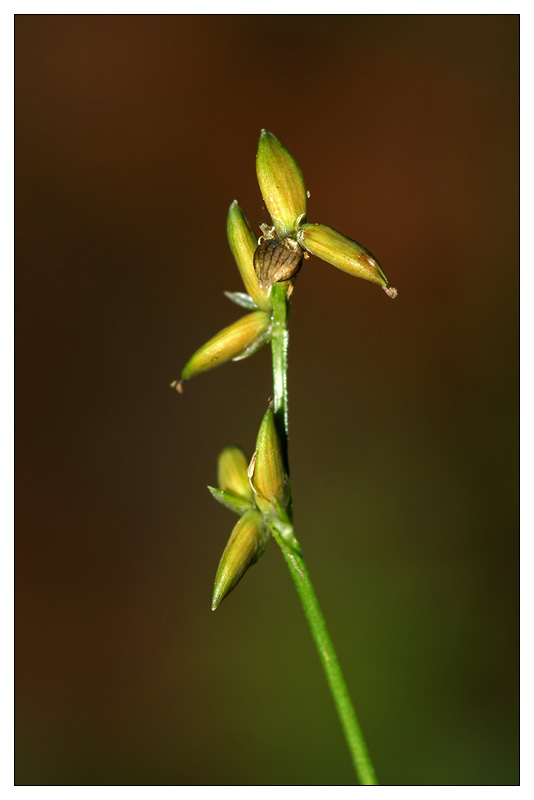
16, 15, 519, 785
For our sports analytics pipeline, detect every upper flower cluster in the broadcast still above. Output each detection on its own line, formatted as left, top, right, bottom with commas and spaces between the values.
172, 130, 396, 391
255, 130, 397, 295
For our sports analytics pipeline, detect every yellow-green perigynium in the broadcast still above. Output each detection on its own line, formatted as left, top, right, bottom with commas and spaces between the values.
217, 445, 254, 502
250, 407, 288, 514
211, 509, 269, 610
227, 201, 272, 311
297, 224, 396, 293
208, 445, 255, 517
181, 310, 271, 381
256, 129, 307, 238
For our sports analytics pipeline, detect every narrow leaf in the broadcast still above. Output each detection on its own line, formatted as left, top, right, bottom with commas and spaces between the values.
207, 486, 254, 516
224, 291, 258, 310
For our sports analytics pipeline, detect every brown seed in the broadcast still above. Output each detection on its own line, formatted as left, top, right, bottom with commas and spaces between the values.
253, 238, 303, 290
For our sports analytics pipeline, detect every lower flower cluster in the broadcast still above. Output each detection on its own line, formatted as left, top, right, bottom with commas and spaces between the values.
208, 408, 288, 609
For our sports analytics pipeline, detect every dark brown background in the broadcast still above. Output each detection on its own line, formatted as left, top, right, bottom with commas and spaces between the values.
16, 15, 519, 785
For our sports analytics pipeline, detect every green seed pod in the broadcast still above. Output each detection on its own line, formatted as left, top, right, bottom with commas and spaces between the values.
297, 223, 397, 296
227, 201, 272, 311
256, 130, 307, 239
253, 237, 304, 290
181, 311, 271, 381
252, 407, 287, 512
217, 445, 253, 502
211, 509, 269, 610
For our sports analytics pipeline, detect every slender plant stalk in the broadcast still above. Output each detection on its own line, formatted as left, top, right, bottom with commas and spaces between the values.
270, 282, 378, 786
271, 283, 290, 470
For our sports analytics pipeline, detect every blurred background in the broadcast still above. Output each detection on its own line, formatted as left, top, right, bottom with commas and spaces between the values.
15, 15, 518, 786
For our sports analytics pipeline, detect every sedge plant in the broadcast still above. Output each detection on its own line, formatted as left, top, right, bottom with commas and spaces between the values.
172, 130, 397, 785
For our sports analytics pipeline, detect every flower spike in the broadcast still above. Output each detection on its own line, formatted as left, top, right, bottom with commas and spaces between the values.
253, 129, 396, 297
176, 129, 391, 782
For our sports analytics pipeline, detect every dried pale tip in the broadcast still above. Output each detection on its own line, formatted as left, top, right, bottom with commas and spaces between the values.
383, 286, 398, 299
170, 379, 184, 393
247, 451, 257, 481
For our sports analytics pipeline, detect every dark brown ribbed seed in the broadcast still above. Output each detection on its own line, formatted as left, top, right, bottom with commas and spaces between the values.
253, 238, 304, 290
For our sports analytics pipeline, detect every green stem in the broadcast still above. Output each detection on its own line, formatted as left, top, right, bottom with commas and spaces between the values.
270, 282, 378, 786
271, 283, 290, 472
